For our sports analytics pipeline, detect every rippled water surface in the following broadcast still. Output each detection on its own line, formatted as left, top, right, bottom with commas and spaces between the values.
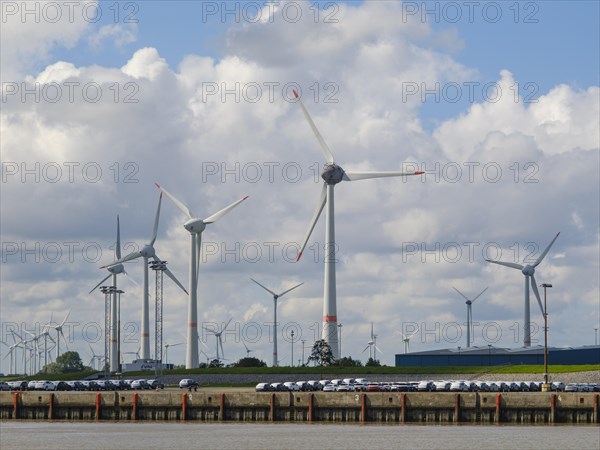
1, 422, 599, 449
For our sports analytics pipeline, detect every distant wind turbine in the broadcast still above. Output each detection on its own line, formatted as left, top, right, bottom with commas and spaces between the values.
250, 278, 303, 366
156, 183, 248, 369
452, 286, 488, 348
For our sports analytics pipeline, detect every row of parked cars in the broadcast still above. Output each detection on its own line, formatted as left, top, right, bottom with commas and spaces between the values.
0, 379, 165, 391
255, 378, 600, 393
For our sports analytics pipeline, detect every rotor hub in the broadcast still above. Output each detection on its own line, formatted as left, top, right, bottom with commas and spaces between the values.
321, 163, 345, 185
522, 265, 535, 276
140, 244, 155, 258
107, 263, 124, 275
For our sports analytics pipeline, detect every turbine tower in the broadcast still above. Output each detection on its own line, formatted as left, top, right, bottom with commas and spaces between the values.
452, 286, 488, 348
292, 90, 423, 359
91, 215, 129, 371
156, 183, 248, 368
250, 278, 303, 366
102, 193, 188, 360
486, 232, 559, 347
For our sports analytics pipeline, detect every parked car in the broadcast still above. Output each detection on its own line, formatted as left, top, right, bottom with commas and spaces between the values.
322, 384, 336, 392
66, 381, 85, 391
269, 383, 286, 392
55, 381, 72, 391
255, 383, 271, 392
34, 380, 56, 391
27, 380, 38, 390
131, 379, 149, 390
10, 381, 28, 391
306, 381, 321, 391
417, 381, 434, 392
449, 381, 468, 392
0, 381, 11, 391
179, 379, 198, 390
335, 383, 354, 392
147, 379, 165, 389
283, 382, 300, 391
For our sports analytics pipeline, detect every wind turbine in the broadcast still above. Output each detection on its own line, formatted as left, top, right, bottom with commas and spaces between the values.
91, 216, 133, 372
399, 326, 420, 354
292, 90, 423, 359
362, 323, 382, 361
202, 318, 232, 364
102, 193, 188, 360
486, 232, 560, 347
46, 310, 71, 360
242, 341, 254, 358
452, 286, 488, 348
88, 344, 102, 370
164, 342, 183, 365
250, 278, 303, 366
155, 183, 248, 369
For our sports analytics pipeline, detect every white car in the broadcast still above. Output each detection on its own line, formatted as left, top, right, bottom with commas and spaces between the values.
322, 384, 336, 392
34, 380, 56, 391
179, 379, 199, 390
283, 382, 300, 391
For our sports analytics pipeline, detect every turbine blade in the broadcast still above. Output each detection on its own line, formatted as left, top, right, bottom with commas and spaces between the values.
60, 310, 71, 327
533, 232, 560, 267
452, 286, 470, 302
292, 89, 335, 163
278, 282, 304, 298
530, 275, 545, 315
153, 255, 188, 294
223, 318, 232, 332
471, 287, 489, 303
297, 183, 327, 261
122, 270, 139, 287
343, 170, 425, 181
150, 192, 162, 246
485, 259, 524, 270
250, 278, 277, 297
374, 345, 383, 354
196, 235, 201, 287
116, 215, 122, 260
362, 345, 370, 353
155, 183, 194, 219
203, 196, 249, 224
408, 326, 420, 339
101, 251, 143, 268
90, 273, 112, 294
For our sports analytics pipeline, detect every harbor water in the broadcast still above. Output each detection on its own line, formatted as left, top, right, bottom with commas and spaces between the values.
1, 422, 599, 450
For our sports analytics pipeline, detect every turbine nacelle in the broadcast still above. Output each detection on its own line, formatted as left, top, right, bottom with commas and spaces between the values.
522, 265, 535, 276
321, 163, 345, 185
139, 244, 156, 259
184, 218, 206, 233
107, 263, 124, 275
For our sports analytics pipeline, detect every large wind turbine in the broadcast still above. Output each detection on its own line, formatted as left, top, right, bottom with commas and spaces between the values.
486, 232, 560, 347
452, 286, 488, 348
156, 183, 248, 368
250, 278, 304, 366
292, 90, 423, 359
48, 310, 71, 359
102, 193, 188, 360
362, 323, 382, 361
91, 216, 129, 371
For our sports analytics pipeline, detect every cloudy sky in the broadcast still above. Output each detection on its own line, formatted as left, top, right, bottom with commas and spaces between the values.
1, 1, 598, 372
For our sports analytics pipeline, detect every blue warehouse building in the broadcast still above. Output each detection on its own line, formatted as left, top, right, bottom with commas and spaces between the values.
395, 345, 600, 367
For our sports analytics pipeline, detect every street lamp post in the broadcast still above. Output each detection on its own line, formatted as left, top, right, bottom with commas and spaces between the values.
595, 328, 598, 346
458, 346, 461, 366
291, 330, 295, 368
301, 339, 306, 366
541, 283, 552, 392
115, 289, 124, 376
338, 323, 343, 359
488, 344, 492, 366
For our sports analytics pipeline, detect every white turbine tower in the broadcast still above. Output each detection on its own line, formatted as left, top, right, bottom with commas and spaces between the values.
362, 323, 382, 361
155, 183, 248, 369
292, 90, 423, 359
399, 326, 420, 354
202, 319, 233, 364
91, 215, 130, 372
486, 232, 560, 347
102, 193, 188, 360
242, 341, 254, 358
452, 286, 488, 348
48, 310, 71, 359
250, 278, 304, 367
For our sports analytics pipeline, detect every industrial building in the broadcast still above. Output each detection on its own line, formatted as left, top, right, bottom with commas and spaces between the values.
395, 345, 600, 367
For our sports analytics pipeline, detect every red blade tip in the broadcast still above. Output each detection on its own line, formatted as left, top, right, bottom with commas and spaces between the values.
296, 251, 303, 262
155, 182, 161, 188
242, 195, 249, 200
293, 89, 299, 99
414, 171, 425, 175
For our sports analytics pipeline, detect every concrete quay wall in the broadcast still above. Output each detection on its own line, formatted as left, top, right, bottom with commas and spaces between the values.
1, 391, 598, 424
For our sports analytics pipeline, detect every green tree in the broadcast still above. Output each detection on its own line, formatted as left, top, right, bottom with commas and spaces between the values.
337, 356, 363, 367
42, 351, 85, 373
307, 339, 334, 366
365, 357, 381, 367
208, 359, 224, 368
233, 357, 267, 367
